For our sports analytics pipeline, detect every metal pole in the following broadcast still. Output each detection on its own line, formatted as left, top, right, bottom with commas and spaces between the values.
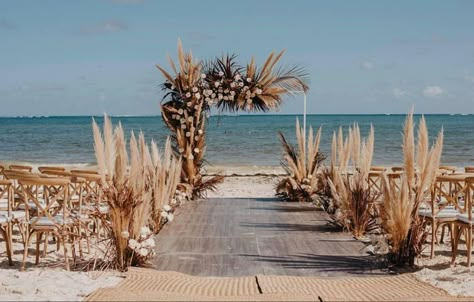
303, 92, 307, 140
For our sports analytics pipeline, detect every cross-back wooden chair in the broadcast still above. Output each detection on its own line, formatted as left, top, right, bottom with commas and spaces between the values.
9, 164, 33, 173
38, 166, 66, 173
452, 177, 474, 266
70, 171, 107, 238
0, 180, 14, 265
19, 177, 78, 271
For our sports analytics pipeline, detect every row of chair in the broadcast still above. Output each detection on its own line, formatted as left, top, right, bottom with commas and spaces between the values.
0, 164, 105, 270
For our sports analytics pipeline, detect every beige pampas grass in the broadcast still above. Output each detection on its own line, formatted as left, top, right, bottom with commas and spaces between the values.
327, 123, 377, 238
276, 118, 325, 202
91, 115, 182, 270
381, 111, 443, 266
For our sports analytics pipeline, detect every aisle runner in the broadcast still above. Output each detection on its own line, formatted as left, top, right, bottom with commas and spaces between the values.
86, 268, 468, 301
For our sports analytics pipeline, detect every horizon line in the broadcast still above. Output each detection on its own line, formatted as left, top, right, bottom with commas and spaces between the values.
0, 113, 473, 118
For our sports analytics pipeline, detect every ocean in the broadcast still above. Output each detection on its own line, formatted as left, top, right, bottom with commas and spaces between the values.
0, 115, 473, 172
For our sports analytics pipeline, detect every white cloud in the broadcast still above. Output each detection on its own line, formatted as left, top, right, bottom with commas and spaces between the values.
361, 61, 374, 70
79, 20, 128, 34
392, 88, 407, 98
423, 86, 444, 98
465, 72, 474, 83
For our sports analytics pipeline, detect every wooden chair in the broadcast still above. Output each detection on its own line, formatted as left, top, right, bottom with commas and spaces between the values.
19, 178, 78, 271
466, 166, 474, 173
391, 166, 404, 172
38, 166, 66, 173
9, 165, 33, 172
0, 180, 14, 265
439, 166, 457, 175
452, 177, 474, 266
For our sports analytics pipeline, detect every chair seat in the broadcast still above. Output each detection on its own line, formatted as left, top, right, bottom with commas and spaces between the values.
456, 214, 474, 224
0, 215, 8, 224
419, 208, 458, 218
18, 202, 46, 210
30, 215, 73, 227
82, 204, 109, 214
0, 210, 26, 220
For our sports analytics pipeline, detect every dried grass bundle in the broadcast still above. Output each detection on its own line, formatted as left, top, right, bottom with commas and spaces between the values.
381, 111, 443, 266
327, 124, 378, 238
91, 115, 181, 271
276, 119, 325, 202
157, 40, 308, 198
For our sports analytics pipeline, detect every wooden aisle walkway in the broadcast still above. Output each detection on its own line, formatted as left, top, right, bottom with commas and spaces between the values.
153, 197, 383, 277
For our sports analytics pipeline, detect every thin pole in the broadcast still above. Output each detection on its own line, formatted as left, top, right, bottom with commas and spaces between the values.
303, 93, 307, 140
303, 92, 307, 170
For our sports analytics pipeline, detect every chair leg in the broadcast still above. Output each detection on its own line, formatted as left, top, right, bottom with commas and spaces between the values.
1, 227, 13, 266
42, 232, 48, 257
35, 232, 43, 265
440, 224, 446, 244
431, 220, 436, 258
468, 228, 473, 267
61, 230, 70, 271
21, 232, 34, 271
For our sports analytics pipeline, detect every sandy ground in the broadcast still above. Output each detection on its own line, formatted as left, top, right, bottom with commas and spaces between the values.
3, 171, 474, 299
207, 175, 281, 198
0, 232, 124, 301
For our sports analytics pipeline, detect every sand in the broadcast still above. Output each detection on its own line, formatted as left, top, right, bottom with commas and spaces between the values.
0, 232, 124, 301
2, 168, 474, 300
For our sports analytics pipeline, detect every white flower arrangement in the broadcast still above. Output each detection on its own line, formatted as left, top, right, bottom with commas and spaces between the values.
218, 71, 224, 76
163, 204, 171, 212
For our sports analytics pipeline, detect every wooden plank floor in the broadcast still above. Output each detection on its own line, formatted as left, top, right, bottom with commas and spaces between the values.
153, 198, 384, 277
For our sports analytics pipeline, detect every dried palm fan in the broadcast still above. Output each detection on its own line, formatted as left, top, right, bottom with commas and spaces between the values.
380, 111, 443, 267
276, 118, 325, 202
157, 40, 308, 198
91, 115, 181, 270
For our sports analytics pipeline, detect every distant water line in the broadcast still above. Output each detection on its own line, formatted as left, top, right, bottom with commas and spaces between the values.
0, 114, 473, 170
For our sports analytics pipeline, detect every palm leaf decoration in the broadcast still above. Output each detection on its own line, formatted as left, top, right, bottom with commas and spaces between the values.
156, 40, 309, 197
276, 119, 325, 202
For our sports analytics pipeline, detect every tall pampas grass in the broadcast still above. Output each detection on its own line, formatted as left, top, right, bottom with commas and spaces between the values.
381, 111, 443, 266
328, 124, 378, 238
276, 119, 325, 202
91, 115, 181, 270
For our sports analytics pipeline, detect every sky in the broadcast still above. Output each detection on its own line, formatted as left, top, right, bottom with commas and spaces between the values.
1, 0, 474, 116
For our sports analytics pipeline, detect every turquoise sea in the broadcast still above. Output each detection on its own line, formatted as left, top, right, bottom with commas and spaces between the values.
0, 115, 473, 170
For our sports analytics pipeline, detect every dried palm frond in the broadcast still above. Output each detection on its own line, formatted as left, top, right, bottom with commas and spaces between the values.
381, 111, 444, 267
276, 118, 325, 202
157, 40, 308, 197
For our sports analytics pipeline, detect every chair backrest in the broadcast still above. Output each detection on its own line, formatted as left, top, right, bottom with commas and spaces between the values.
466, 166, 474, 173
0, 180, 13, 215
70, 169, 98, 175
439, 166, 457, 174
370, 166, 387, 172
18, 178, 71, 229
391, 166, 404, 172
38, 166, 66, 173
9, 164, 33, 172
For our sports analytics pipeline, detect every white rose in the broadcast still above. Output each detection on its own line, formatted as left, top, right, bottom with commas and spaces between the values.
218, 71, 224, 76
167, 213, 174, 222
163, 204, 171, 212
160, 210, 168, 218
139, 248, 149, 257
140, 226, 151, 236
145, 238, 155, 248
128, 239, 138, 250
201, 73, 206, 79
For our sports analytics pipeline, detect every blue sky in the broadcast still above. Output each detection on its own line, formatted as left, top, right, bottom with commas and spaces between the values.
1, 0, 474, 116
